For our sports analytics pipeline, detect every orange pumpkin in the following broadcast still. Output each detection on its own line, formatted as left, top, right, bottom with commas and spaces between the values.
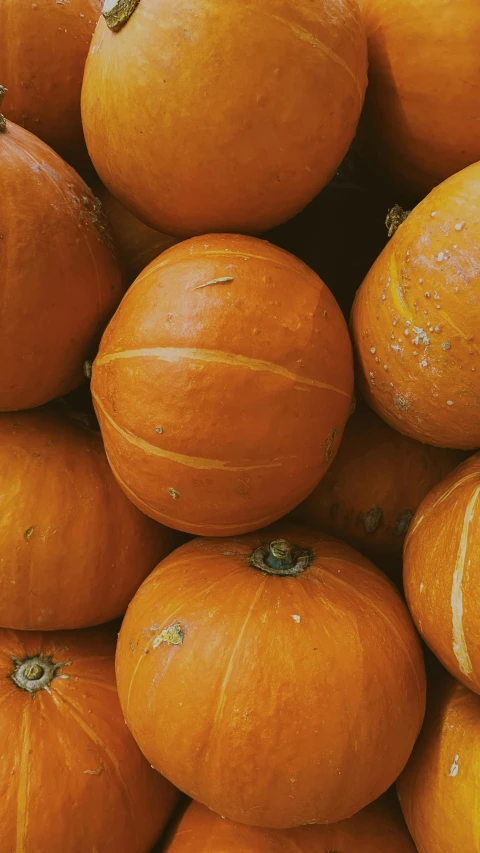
91, 234, 354, 536
351, 161, 480, 449
357, 0, 480, 196
96, 184, 178, 283
292, 399, 464, 571
397, 671, 480, 853
116, 523, 426, 828
0, 408, 176, 630
0, 624, 178, 852
0, 99, 124, 411
0, 0, 102, 175
164, 795, 417, 852
404, 453, 480, 695
81, 0, 367, 237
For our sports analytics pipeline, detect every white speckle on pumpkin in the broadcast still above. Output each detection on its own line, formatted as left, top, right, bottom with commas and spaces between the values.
404, 329, 410, 336
455, 222, 465, 231
420, 583, 424, 592
447, 400, 454, 406
412, 327, 429, 346
291, 615, 301, 623
443, 342, 451, 350
449, 755, 460, 777
434, 292, 440, 300
384, 364, 388, 371
431, 211, 437, 217
419, 278, 423, 283
370, 347, 376, 354
437, 252, 445, 261
419, 359, 428, 367
425, 291, 430, 298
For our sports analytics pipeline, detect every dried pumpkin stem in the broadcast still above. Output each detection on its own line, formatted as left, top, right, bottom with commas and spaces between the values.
250, 539, 313, 576
10, 654, 69, 694
385, 204, 411, 238
0, 85, 7, 133
103, 0, 140, 31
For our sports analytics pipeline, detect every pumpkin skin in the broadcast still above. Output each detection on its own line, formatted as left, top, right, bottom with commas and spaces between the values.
397, 672, 480, 853
292, 399, 464, 571
0, 113, 124, 411
0, 408, 176, 631
357, 0, 480, 196
404, 453, 480, 695
164, 795, 417, 853
351, 161, 480, 449
91, 234, 354, 536
0, 624, 178, 853
0, 0, 101, 175
116, 522, 426, 828
81, 0, 367, 237
96, 184, 178, 284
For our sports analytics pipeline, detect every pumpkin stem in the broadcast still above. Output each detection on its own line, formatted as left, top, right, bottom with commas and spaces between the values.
0, 85, 7, 133
385, 205, 411, 238
103, 0, 140, 31
10, 654, 70, 695
250, 539, 313, 576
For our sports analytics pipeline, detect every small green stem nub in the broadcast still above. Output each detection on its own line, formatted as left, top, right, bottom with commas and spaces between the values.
385, 205, 411, 238
250, 539, 313, 577
103, 0, 140, 31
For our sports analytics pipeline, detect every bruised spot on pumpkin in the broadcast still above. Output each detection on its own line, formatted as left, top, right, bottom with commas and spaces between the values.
152, 623, 184, 649
323, 428, 336, 463
394, 394, 409, 411
169, 488, 181, 500
359, 505, 383, 535
23, 526, 34, 542
393, 510, 414, 537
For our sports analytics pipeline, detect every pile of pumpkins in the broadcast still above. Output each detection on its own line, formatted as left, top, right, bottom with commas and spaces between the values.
0, 0, 479, 850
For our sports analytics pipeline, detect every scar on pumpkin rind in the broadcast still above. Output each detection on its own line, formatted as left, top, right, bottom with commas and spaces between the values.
152, 623, 184, 649
323, 427, 337, 463
359, 505, 383, 534
392, 510, 414, 537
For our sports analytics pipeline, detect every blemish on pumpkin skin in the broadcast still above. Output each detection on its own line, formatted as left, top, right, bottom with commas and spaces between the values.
23, 527, 34, 542
152, 623, 184, 649
169, 488, 180, 500
358, 505, 383, 535
394, 394, 409, 412
84, 765, 104, 776
323, 428, 337, 464
392, 510, 414, 537
193, 276, 234, 290
449, 754, 460, 777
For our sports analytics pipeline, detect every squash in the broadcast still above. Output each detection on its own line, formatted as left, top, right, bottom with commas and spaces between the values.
351, 161, 480, 449
397, 671, 480, 853
404, 453, 480, 695
81, 0, 367, 237
0, 97, 124, 411
116, 522, 426, 828
91, 234, 354, 536
164, 794, 417, 852
292, 399, 463, 573
0, 624, 178, 852
0, 407, 176, 631
96, 184, 178, 284
0, 0, 102, 175
357, 0, 480, 196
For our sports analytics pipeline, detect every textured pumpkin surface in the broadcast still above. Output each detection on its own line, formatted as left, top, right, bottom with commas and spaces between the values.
96, 183, 178, 284
91, 234, 354, 536
351, 162, 480, 449
0, 0, 101, 174
404, 453, 480, 694
397, 672, 480, 853
0, 115, 124, 411
357, 0, 480, 195
0, 625, 178, 853
292, 400, 463, 570
116, 522, 426, 828
0, 408, 175, 630
81, 0, 367, 236
164, 795, 417, 852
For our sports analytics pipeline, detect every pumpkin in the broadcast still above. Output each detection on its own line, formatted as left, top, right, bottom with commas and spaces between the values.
397, 671, 480, 853
357, 0, 480, 196
0, 407, 176, 631
351, 161, 480, 449
404, 453, 480, 695
0, 97, 124, 412
115, 522, 426, 828
91, 234, 354, 536
0, 624, 178, 852
81, 0, 367, 237
96, 183, 178, 284
0, 0, 102, 176
292, 399, 464, 573
164, 794, 417, 852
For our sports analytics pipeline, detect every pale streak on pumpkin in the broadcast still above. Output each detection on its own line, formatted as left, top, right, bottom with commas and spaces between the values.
95, 347, 350, 397
451, 486, 479, 678
15, 706, 32, 853
94, 395, 290, 473
52, 691, 137, 830
408, 471, 480, 538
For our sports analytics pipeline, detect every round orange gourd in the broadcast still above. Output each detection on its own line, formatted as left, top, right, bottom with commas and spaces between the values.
292, 399, 463, 570
0, 624, 178, 853
116, 523, 426, 828
81, 0, 367, 237
397, 672, 480, 853
0, 0, 102, 174
0, 101, 124, 411
357, 0, 480, 195
404, 453, 480, 695
0, 408, 176, 630
164, 795, 417, 853
91, 234, 354, 536
96, 184, 178, 283
351, 162, 480, 449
